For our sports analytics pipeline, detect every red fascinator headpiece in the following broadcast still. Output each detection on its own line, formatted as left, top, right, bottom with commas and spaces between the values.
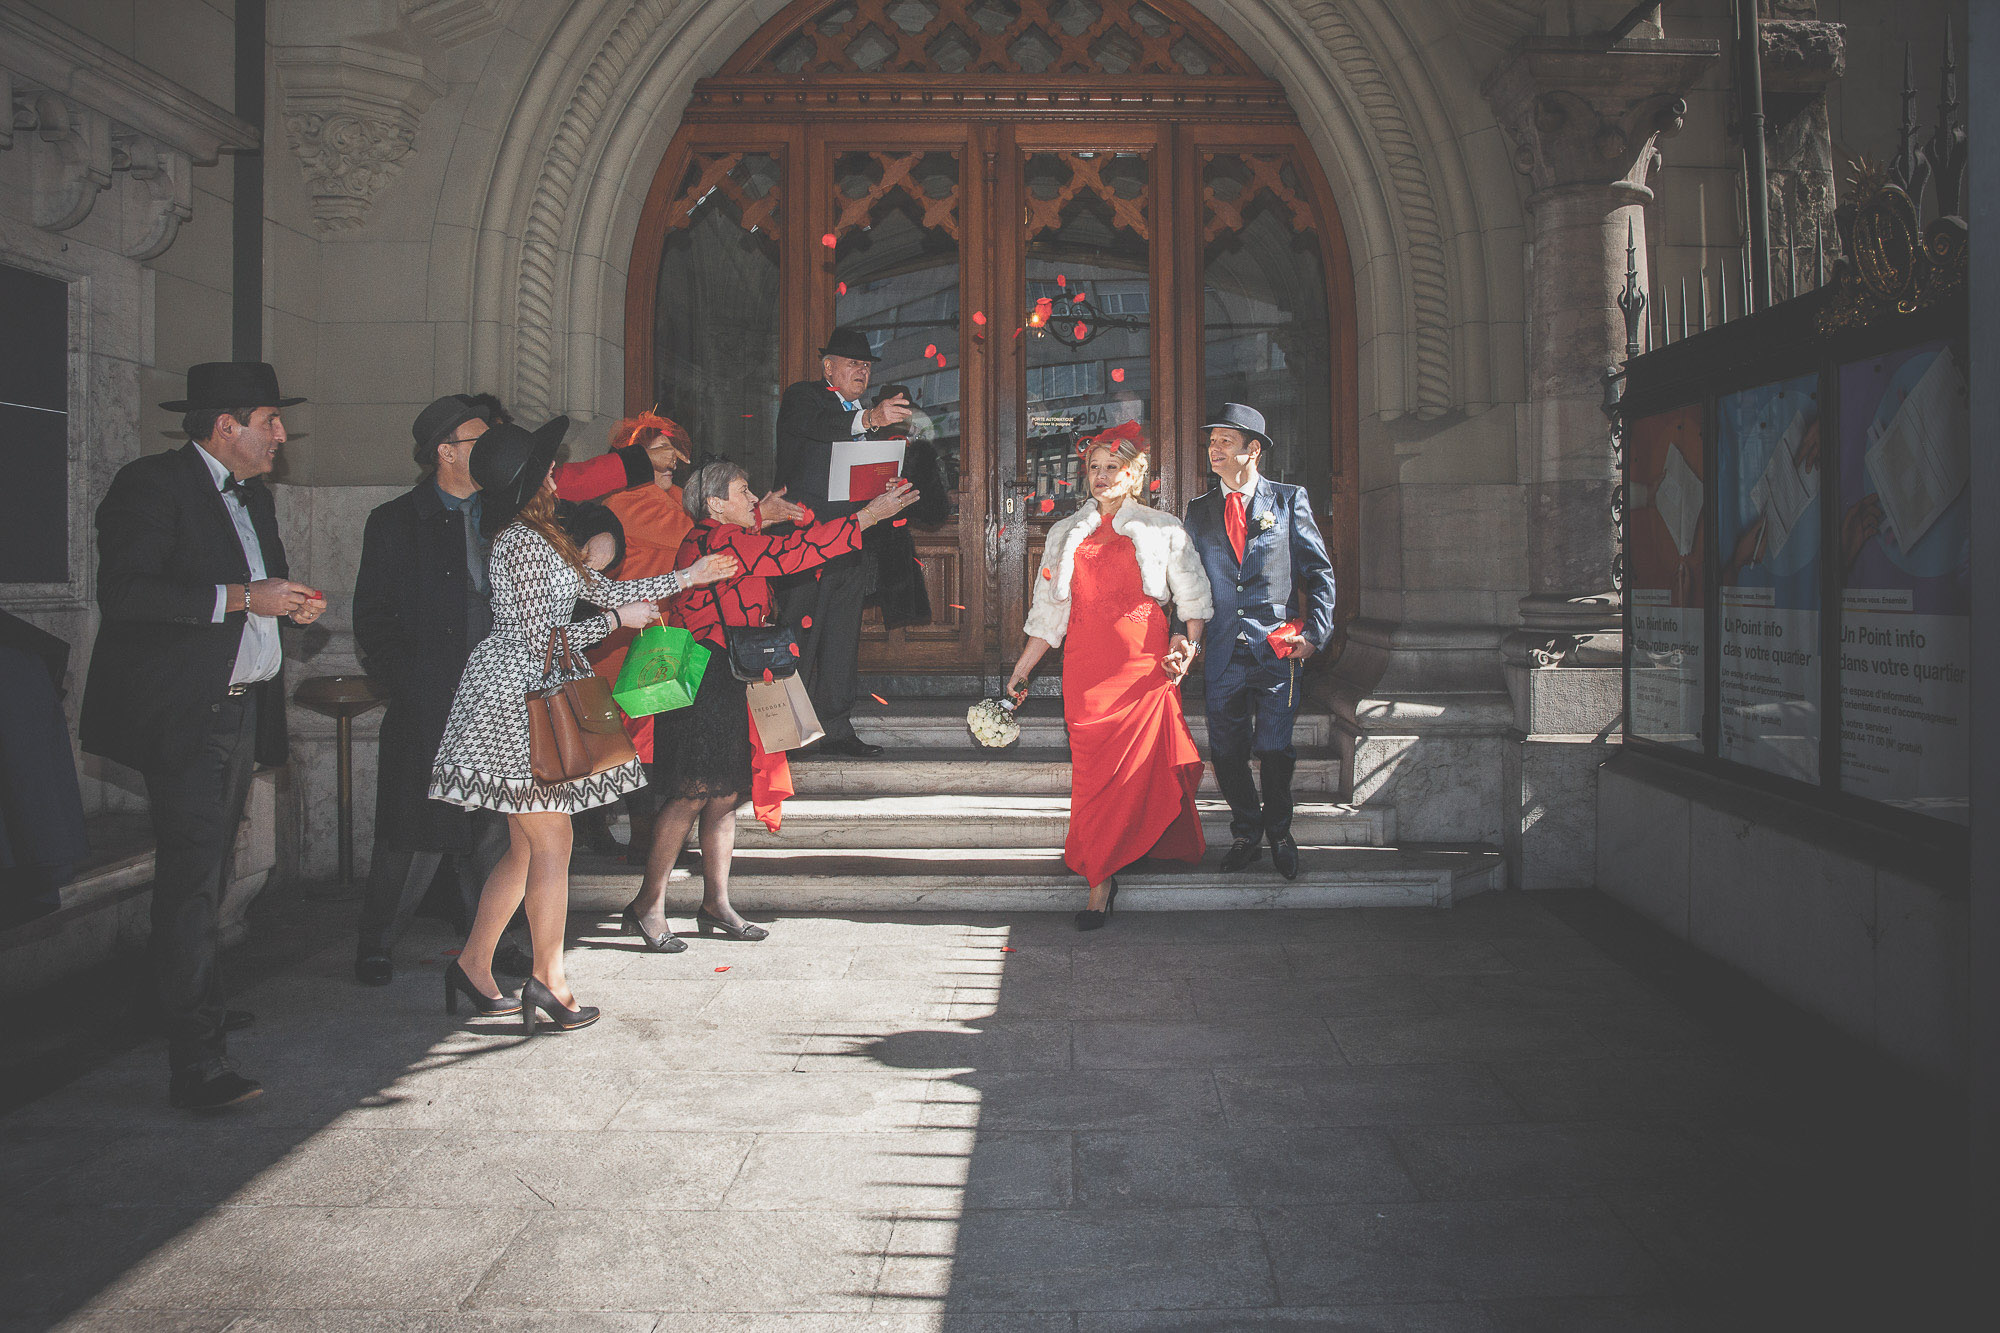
1079, 417, 1146, 457
609, 410, 688, 453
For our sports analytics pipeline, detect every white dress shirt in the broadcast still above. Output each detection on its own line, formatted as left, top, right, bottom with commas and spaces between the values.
829, 382, 868, 437
1220, 467, 1260, 502
196, 445, 283, 686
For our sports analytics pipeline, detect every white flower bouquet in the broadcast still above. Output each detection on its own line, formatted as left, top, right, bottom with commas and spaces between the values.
966, 695, 1021, 749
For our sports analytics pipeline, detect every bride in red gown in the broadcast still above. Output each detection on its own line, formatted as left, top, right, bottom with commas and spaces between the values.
1005, 423, 1215, 929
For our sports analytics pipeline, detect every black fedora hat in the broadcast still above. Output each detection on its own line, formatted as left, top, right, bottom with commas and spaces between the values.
412, 394, 493, 453
817, 327, 879, 362
159, 361, 306, 412
1203, 402, 1271, 449
470, 415, 570, 536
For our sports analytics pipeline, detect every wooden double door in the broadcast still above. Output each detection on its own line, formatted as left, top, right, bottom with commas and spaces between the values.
628, 94, 1356, 682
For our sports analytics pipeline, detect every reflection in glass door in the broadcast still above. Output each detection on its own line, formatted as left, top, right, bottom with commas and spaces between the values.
1020, 150, 1154, 520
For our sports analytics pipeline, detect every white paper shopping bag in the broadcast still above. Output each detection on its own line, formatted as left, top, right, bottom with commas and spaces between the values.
745, 674, 824, 752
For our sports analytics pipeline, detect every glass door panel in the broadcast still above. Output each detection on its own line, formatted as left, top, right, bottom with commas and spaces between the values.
1020, 150, 1155, 519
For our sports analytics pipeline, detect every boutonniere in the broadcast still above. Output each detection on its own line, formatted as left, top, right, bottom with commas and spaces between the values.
1256, 512, 1277, 533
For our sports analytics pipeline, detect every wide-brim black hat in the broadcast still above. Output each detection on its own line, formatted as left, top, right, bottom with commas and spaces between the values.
818, 327, 879, 362
470, 415, 570, 536
160, 361, 306, 412
1202, 401, 1271, 449
412, 394, 493, 452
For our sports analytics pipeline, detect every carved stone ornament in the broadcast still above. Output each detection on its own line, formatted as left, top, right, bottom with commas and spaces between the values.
275, 42, 444, 234
0, 3, 255, 255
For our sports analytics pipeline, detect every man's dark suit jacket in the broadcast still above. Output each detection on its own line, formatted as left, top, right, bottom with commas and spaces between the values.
1182, 475, 1337, 665
352, 482, 492, 855
80, 444, 291, 774
773, 380, 868, 521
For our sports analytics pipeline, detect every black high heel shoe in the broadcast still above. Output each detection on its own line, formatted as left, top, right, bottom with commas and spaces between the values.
1074, 877, 1119, 932
520, 977, 600, 1034
621, 904, 688, 953
695, 908, 769, 941
444, 959, 521, 1016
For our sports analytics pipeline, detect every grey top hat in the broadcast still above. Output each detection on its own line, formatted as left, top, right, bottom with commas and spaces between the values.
159, 361, 306, 412
1202, 402, 1270, 448
817, 327, 879, 362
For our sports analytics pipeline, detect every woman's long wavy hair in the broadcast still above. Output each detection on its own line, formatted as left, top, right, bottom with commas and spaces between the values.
511, 483, 591, 575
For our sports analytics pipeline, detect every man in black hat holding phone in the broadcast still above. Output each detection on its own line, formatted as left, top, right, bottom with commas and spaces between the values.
770, 327, 916, 757
1182, 403, 1337, 881
81, 362, 324, 1110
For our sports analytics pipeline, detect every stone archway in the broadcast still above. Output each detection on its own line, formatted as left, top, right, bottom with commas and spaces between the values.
465, 0, 1524, 433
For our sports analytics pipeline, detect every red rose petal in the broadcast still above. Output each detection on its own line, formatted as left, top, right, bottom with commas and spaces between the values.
1000, 946, 1016, 952
871, 693, 888, 705
1073, 291, 1088, 304
914, 558, 925, 568
1013, 326, 1024, 339
948, 603, 966, 610
821, 233, 837, 248
1056, 273, 1066, 287
1039, 497, 1054, 513
1111, 368, 1125, 383
936, 353, 947, 367
801, 615, 813, 629
892, 517, 907, 526
972, 311, 986, 325
715, 966, 729, 972
1041, 567, 1053, 580
444, 947, 462, 956
838, 281, 847, 295
1149, 478, 1161, 491
762, 668, 774, 683
924, 344, 938, 358
1073, 322, 1087, 339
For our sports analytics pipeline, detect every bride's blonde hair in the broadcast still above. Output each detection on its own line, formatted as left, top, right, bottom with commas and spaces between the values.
1082, 422, 1149, 504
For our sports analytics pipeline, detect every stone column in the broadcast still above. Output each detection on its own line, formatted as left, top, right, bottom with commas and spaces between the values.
1483, 37, 1718, 888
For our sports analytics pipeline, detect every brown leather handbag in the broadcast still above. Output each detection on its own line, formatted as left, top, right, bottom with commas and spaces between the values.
526, 627, 636, 783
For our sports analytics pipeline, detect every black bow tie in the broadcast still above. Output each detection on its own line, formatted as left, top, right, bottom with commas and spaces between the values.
221, 475, 246, 495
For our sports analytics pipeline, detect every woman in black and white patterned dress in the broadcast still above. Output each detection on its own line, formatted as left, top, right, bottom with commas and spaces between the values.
429, 417, 737, 1031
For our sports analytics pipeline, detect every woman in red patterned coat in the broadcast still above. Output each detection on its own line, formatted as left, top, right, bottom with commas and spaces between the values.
619, 459, 918, 948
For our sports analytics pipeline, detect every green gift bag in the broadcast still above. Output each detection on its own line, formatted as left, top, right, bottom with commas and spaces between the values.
611, 625, 710, 718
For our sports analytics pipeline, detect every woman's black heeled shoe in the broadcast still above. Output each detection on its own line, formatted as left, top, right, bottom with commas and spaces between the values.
444, 960, 521, 1016
695, 908, 769, 941
1074, 878, 1120, 932
621, 904, 688, 953
520, 976, 600, 1034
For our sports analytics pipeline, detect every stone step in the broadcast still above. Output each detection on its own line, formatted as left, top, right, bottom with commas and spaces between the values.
570, 844, 1500, 913
722, 794, 1390, 849
845, 698, 1334, 750
782, 746, 1346, 796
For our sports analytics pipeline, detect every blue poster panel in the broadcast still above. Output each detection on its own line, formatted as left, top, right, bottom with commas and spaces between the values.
1715, 373, 1821, 781
1625, 405, 1705, 749
1835, 342, 1970, 823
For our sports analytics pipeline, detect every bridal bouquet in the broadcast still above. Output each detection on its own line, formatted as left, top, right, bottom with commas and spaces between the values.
966, 695, 1021, 749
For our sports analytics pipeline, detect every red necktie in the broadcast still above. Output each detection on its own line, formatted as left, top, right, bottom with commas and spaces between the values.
1224, 490, 1247, 563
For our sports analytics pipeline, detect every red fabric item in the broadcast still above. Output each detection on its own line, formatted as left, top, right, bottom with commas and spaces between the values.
1059, 525, 1205, 887
668, 515, 863, 651
1266, 618, 1306, 659
552, 451, 630, 501
587, 483, 692, 762
747, 710, 792, 833
1224, 489, 1247, 563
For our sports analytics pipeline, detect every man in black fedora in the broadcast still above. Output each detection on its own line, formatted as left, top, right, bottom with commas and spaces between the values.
770, 327, 916, 757
1182, 403, 1337, 881
81, 362, 325, 1110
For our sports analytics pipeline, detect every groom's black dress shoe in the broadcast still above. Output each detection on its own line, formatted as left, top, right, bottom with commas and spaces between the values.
169, 1069, 263, 1111
817, 736, 885, 758
1270, 835, 1301, 881
1220, 838, 1263, 873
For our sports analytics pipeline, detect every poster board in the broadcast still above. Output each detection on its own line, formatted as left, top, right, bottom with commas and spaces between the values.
1625, 405, 1706, 751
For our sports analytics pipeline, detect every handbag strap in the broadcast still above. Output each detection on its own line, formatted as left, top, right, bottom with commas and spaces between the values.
540, 626, 590, 685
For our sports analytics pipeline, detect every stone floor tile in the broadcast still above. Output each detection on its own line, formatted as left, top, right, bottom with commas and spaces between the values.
216, 1313, 660, 1331
942, 978, 1196, 1021
1070, 1019, 1344, 1069
1479, 1296, 1732, 1332
1328, 1012, 1605, 1065
697, 980, 955, 1025
1488, 935, 1624, 972
0, 1205, 205, 1322
1185, 975, 1441, 1021
466, 1210, 892, 1312
1068, 944, 1294, 983
721, 1129, 1069, 1211
1258, 1199, 1667, 1304
1388, 1121, 1720, 1200
322, 1067, 649, 1131
1488, 1056, 1769, 1121
1285, 940, 1517, 979
1216, 1066, 1523, 1128
512, 1011, 814, 1073
1423, 970, 1666, 1015
1073, 1126, 1417, 1207
1573, 1005, 1710, 1058
843, 943, 1059, 983
654, 1316, 1070, 1332
1080, 1305, 1498, 1331
920, 1069, 1225, 1131
367, 1129, 754, 1210
0, 1314, 240, 1333
798, 1021, 1072, 1073
878, 1209, 1272, 1312
612, 944, 858, 982
613, 1070, 936, 1133
96, 1207, 529, 1311
9, 1126, 438, 1210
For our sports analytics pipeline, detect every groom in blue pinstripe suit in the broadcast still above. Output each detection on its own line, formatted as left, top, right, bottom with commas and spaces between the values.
1182, 404, 1337, 881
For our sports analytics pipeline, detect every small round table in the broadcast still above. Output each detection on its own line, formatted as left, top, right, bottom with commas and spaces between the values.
293, 675, 387, 889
